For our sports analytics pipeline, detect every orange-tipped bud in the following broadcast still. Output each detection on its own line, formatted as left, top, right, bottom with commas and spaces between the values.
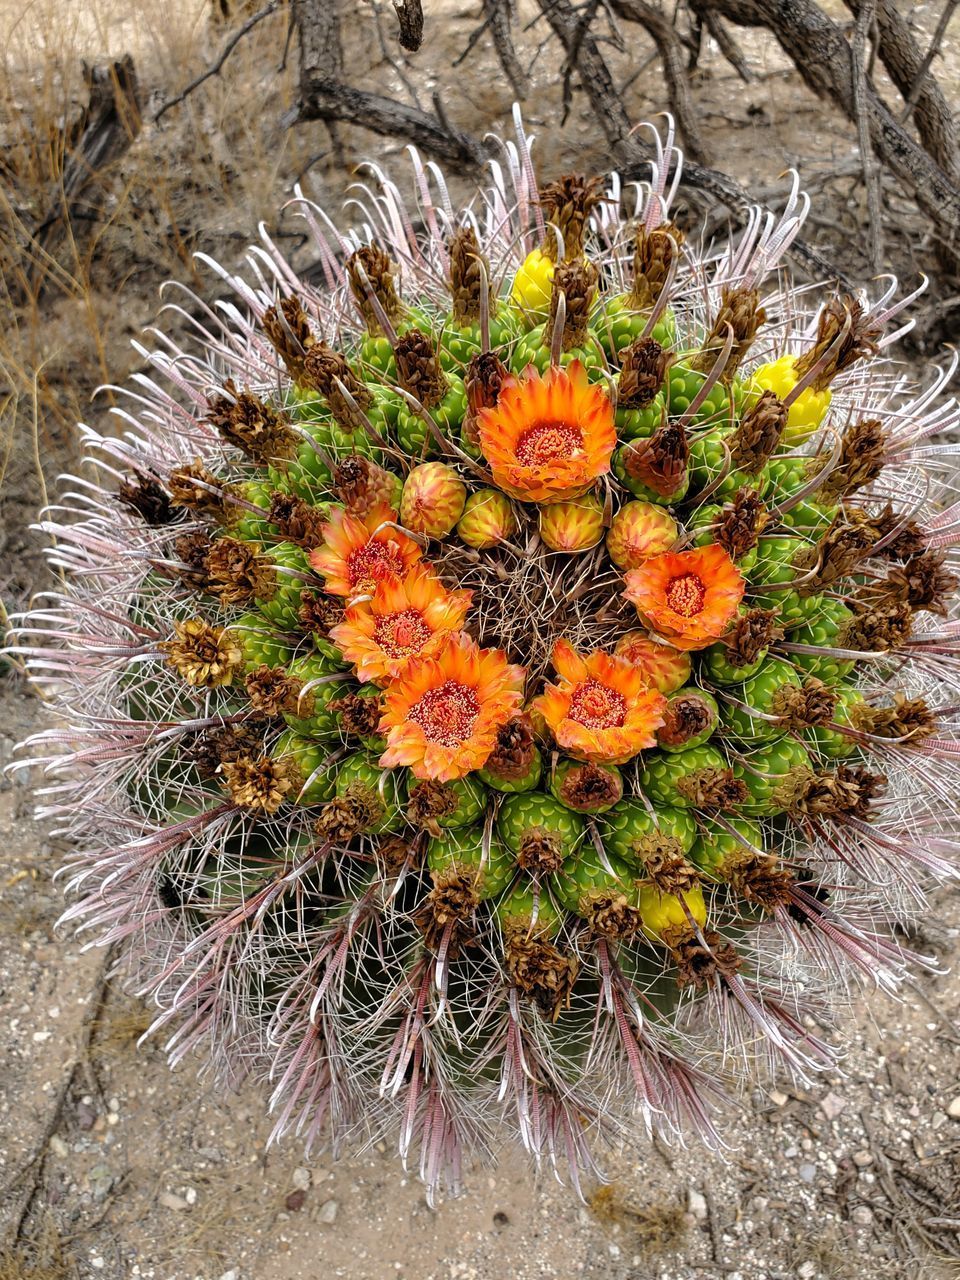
614, 630, 691, 694
456, 489, 517, 550
539, 494, 605, 553
400, 462, 466, 538
606, 501, 678, 569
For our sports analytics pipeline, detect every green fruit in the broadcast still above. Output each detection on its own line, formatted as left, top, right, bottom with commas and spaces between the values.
282, 654, 352, 739
703, 646, 764, 684
427, 826, 515, 900
656, 687, 719, 752
688, 504, 758, 573
616, 395, 665, 441
688, 427, 770, 502
497, 791, 585, 857
766, 456, 838, 534
494, 882, 565, 939
274, 730, 337, 805
228, 612, 292, 671
512, 324, 606, 377
690, 817, 764, 879
255, 542, 312, 631
613, 442, 689, 505
596, 297, 677, 364
601, 801, 697, 867
227, 480, 275, 543
334, 753, 404, 833
720, 657, 801, 744
639, 744, 732, 810
554, 843, 636, 921
666, 362, 731, 426
749, 536, 809, 626
789, 598, 856, 680
395, 379, 467, 457
407, 774, 488, 829
478, 747, 543, 794
548, 760, 623, 813
805, 684, 863, 760
732, 737, 813, 815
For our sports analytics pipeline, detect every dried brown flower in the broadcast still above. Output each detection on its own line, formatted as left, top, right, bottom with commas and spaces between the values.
159, 618, 243, 688
449, 225, 494, 325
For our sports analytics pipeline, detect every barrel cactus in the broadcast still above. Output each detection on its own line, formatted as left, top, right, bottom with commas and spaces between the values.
10, 114, 960, 1201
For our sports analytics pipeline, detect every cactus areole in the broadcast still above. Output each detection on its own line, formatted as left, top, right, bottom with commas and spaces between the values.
11, 113, 960, 1200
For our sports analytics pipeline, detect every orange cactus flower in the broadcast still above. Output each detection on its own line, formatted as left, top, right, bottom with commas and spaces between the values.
308, 502, 422, 598
533, 639, 666, 765
379, 637, 525, 781
476, 361, 616, 503
623, 544, 745, 651
329, 565, 472, 684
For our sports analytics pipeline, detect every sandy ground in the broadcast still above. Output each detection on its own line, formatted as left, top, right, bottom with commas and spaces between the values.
1, 1, 960, 1276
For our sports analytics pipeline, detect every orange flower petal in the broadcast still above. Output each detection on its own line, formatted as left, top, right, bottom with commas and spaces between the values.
477, 361, 616, 503
623, 544, 744, 652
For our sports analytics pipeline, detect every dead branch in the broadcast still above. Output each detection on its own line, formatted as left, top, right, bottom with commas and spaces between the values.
843, 0, 960, 183
289, 0, 488, 167
394, 0, 425, 52
153, 1, 281, 123
608, 0, 711, 162
695, 0, 960, 268
851, 0, 883, 271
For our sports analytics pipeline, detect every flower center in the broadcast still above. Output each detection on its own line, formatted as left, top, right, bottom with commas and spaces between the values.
374, 608, 433, 658
347, 538, 405, 593
665, 573, 706, 618
515, 420, 584, 467
568, 679, 627, 730
408, 679, 480, 746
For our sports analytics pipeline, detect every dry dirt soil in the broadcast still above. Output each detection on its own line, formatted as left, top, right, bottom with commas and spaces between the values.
1, 1, 960, 1277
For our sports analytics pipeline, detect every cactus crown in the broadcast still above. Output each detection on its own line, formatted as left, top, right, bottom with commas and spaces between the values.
11, 112, 960, 1202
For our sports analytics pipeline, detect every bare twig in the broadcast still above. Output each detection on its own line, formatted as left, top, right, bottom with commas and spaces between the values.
290, 0, 487, 168
844, 0, 960, 184
153, 1, 280, 123
394, 0, 425, 51
851, 0, 883, 271
699, 0, 960, 269
900, 0, 960, 128
609, 0, 711, 161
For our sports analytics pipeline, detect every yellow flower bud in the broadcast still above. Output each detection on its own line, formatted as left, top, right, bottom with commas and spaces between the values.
747, 355, 831, 444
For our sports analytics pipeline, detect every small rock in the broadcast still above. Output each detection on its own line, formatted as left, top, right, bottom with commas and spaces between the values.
285, 1190, 307, 1213
769, 1089, 789, 1106
318, 1199, 339, 1224
931, 1111, 948, 1130
851, 1205, 873, 1226
687, 1189, 708, 1222
159, 1192, 190, 1212
797, 1264, 816, 1280
184, 1187, 198, 1206
820, 1091, 847, 1120
607, 1243, 620, 1259
852, 1150, 874, 1167
75, 1101, 97, 1131
218, 1271, 239, 1280
798, 1163, 817, 1183
947, 1096, 960, 1119
49, 1135, 69, 1158
292, 1166, 311, 1191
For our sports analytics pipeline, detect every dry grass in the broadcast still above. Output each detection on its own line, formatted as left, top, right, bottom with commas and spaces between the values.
0, 1, 319, 602
0, 1219, 72, 1280
588, 1182, 689, 1256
